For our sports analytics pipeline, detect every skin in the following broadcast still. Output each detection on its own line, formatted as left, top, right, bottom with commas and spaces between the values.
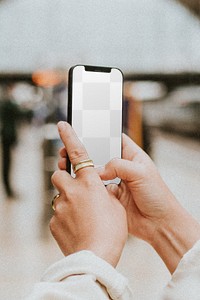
52, 121, 200, 273
97, 134, 200, 273
50, 122, 128, 267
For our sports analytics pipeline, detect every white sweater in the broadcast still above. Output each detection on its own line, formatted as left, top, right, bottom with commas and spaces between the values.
27, 240, 200, 300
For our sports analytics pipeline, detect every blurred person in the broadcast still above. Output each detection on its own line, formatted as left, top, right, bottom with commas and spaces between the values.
0, 84, 23, 197
28, 122, 200, 299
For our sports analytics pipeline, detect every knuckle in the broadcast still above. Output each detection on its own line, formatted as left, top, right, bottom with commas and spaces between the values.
58, 158, 66, 169
82, 177, 93, 188
55, 200, 65, 213
70, 148, 87, 164
111, 157, 121, 165
82, 175, 100, 191
59, 146, 66, 156
51, 170, 60, 184
49, 217, 56, 235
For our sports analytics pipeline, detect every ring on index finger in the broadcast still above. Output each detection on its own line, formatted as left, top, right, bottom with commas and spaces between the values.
73, 159, 94, 174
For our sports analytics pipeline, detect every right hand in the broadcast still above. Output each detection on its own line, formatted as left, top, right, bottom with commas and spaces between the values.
98, 133, 180, 245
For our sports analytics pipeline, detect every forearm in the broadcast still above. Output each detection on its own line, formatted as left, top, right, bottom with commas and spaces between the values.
152, 203, 200, 274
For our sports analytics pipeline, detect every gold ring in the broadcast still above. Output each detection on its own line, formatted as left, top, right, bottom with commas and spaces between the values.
52, 194, 60, 211
73, 159, 94, 173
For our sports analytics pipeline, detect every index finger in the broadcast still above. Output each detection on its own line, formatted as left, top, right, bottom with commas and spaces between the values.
57, 121, 94, 175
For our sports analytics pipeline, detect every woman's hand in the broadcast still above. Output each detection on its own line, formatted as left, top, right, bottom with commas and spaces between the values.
50, 122, 128, 267
97, 133, 178, 244
98, 134, 200, 273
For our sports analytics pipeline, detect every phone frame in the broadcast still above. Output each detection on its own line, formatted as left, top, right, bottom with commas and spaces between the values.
67, 64, 123, 176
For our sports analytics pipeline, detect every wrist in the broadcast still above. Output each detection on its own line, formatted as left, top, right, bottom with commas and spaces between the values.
87, 240, 125, 268
151, 204, 200, 274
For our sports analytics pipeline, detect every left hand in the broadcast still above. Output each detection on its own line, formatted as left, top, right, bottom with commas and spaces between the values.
50, 122, 128, 267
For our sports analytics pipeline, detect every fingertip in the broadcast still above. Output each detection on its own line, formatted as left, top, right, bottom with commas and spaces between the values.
97, 161, 116, 180
95, 165, 112, 181
122, 133, 132, 146
95, 166, 105, 175
59, 146, 67, 158
57, 121, 72, 134
106, 183, 119, 197
58, 158, 67, 170
57, 121, 66, 130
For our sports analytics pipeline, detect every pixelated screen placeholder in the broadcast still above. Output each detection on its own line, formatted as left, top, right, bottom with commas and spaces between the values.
71, 66, 123, 184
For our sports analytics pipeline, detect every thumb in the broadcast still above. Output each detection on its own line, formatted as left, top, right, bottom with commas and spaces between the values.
98, 158, 136, 182
106, 183, 119, 198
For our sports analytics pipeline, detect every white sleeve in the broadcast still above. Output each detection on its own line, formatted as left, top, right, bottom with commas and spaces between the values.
27, 250, 132, 300
161, 240, 200, 300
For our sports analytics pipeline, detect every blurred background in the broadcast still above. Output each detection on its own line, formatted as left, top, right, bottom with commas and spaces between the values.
0, 0, 200, 299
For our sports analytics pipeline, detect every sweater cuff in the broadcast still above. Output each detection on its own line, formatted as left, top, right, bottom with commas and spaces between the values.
41, 250, 132, 299
173, 239, 200, 275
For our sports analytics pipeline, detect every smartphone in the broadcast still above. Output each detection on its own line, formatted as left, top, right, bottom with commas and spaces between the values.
68, 65, 123, 184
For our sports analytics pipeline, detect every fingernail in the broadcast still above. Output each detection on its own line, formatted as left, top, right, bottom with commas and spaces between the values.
57, 121, 66, 131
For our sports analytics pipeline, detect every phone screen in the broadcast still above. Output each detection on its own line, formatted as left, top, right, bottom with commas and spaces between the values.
68, 65, 123, 184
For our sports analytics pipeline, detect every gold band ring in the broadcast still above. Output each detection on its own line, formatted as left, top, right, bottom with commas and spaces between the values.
73, 159, 94, 174
52, 194, 60, 211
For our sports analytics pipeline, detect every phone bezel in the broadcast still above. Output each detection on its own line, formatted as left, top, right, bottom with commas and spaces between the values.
67, 65, 123, 176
